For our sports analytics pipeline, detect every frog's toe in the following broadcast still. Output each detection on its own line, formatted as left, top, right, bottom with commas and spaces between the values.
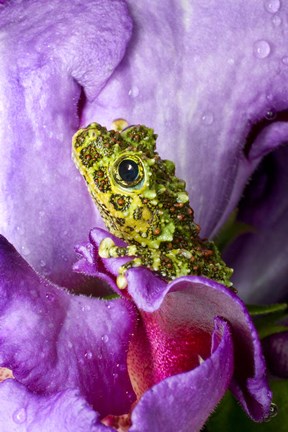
116, 274, 128, 290
99, 237, 116, 258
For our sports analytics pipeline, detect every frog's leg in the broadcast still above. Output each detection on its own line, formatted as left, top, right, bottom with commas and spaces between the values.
99, 237, 161, 289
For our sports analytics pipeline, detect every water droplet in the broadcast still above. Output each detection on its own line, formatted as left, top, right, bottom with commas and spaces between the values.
106, 303, 111, 309
266, 93, 273, 101
102, 335, 109, 343
201, 111, 214, 125
98, 353, 103, 360
254, 40, 271, 59
84, 351, 93, 360
45, 292, 55, 302
16, 225, 25, 235
282, 56, 288, 65
128, 86, 139, 98
21, 245, 31, 256
264, 0, 281, 13
272, 14, 282, 26
265, 109, 276, 120
40, 259, 46, 267
265, 402, 278, 421
113, 373, 119, 379
13, 407, 27, 424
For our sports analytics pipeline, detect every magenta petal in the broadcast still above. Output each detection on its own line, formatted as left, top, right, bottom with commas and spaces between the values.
0, 235, 136, 417
130, 318, 233, 432
0, 380, 114, 432
0, 0, 132, 289
127, 274, 271, 421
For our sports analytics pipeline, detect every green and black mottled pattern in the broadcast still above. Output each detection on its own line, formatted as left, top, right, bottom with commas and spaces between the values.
72, 122, 233, 287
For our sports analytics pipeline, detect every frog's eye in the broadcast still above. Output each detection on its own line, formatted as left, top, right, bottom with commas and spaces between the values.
112, 155, 145, 189
118, 159, 139, 183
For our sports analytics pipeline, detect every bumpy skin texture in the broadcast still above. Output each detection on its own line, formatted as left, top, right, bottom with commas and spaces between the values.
73, 123, 233, 286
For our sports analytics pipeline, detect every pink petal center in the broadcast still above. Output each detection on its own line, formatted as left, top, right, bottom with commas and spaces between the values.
128, 310, 211, 398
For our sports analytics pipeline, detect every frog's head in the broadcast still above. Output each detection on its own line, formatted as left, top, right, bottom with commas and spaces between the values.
72, 122, 189, 245
72, 122, 157, 197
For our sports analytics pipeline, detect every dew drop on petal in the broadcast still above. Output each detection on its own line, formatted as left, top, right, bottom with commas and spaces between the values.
254, 40, 271, 59
265, 109, 276, 120
102, 334, 109, 343
201, 111, 214, 125
12, 408, 27, 424
264, 0, 281, 13
67, 340, 73, 349
16, 225, 25, 235
265, 402, 278, 421
45, 292, 55, 302
128, 86, 139, 98
272, 14, 282, 26
21, 245, 31, 257
84, 351, 93, 360
40, 259, 46, 268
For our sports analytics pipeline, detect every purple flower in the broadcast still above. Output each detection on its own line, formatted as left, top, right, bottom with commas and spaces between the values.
0, 0, 283, 429
0, 231, 271, 430
1, 0, 288, 303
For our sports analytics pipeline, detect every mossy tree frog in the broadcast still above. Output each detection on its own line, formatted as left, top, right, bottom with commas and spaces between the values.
72, 123, 233, 289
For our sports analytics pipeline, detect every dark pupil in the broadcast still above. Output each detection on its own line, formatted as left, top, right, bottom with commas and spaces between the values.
118, 159, 139, 183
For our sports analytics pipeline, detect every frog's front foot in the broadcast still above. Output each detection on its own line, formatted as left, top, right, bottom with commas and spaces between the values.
99, 237, 142, 289
99, 237, 138, 259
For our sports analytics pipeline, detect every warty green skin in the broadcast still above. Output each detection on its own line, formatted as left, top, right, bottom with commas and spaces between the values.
72, 122, 233, 288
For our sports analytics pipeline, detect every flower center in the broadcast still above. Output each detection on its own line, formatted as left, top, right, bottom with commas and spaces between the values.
127, 310, 211, 398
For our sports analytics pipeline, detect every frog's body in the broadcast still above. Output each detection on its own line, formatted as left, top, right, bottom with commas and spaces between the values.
72, 122, 233, 288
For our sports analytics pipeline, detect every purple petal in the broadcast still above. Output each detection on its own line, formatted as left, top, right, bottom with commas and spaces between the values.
225, 145, 288, 303
130, 318, 233, 432
74, 228, 131, 295
75, 227, 272, 420
0, 235, 136, 417
262, 331, 288, 378
84, 1, 288, 233
0, 380, 114, 432
0, 0, 132, 288
83, 1, 288, 301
